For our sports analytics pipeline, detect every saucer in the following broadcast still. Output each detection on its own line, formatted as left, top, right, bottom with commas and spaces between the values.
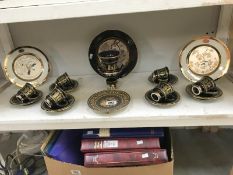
10, 90, 43, 106
186, 84, 223, 100
49, 80, 78, 93
88, 90, 130, 113
41, 94, 75, 112
145, 90, 180, 106
148, 74, 178, 85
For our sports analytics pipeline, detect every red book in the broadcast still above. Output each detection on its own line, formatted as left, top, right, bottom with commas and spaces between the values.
81, 138, 160, 153
84, 149, 168, 167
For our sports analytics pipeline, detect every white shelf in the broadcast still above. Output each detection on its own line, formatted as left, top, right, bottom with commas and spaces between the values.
0, 0, 232, 23
0, 71, 233, 131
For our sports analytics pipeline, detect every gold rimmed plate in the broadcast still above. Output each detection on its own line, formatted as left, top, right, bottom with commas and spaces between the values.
148, 74, 178, 85
186, 84, 223, 100
145, 90, 180, 106
4, 46, 50, 87
41, 94, 75, 112
88, 90, 130, 114
10, 90, 43, 106
49, 80, 79, 93
179, 36, 230, 82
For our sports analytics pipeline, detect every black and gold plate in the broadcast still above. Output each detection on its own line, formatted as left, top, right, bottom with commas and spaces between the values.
145, 90, 180, 106
41, 94, 75, 112
186, 84, 223, 100
88, 90, 130, 113
10, 90, 43, 106
148, 74, 178, 85
49, 80, 78, 93
89, 30, 138, 79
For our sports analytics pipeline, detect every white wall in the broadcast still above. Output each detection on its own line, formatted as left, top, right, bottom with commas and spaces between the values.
7, 6, 220, 77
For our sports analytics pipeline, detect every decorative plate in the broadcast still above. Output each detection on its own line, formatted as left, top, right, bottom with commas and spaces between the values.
4, 46, 50, 87
89, 30, 138, 79
88, 90, 130, 113
41, 94, 75, 112
145, 90, 180, 106
186, 84, 223, 100
179, 36, 230, 82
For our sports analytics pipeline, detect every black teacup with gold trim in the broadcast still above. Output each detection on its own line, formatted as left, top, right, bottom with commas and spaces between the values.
10, 83, 43, 105
56, 72, 73, 88
148, 67, 178, 85
191, 76, 216, 96
44, 88, 68, 109
50, 72, 78, 92
150, 82, 174, 102
151, 67, 169, 83
145, 82, 180, 106
42, 87, 75, 112
98, 50, 122, 76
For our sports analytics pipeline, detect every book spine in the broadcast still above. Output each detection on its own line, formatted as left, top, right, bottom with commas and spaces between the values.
84, 149, 168, 167
82, 128, 164, 138
81, 138, 160, 153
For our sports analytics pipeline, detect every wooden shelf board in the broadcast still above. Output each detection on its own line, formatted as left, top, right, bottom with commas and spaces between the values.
0, 72, 233, 131
0, 0, 232, 23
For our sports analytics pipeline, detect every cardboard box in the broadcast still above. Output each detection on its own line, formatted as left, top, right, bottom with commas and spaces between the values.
43, 128, 173, 175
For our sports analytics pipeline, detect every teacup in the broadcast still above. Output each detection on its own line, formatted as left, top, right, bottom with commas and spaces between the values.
191, 76, 216, 96
55, 72, 73, 89
98, 50, 120, 72
151, 67, 169, 83
16, 83, 38, 103
150, 82, 174, 102
44, 87, 68, 108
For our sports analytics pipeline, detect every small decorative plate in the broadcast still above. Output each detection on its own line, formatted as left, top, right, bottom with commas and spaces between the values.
10, 90, 43, 106
4, 46, 50, 87
88, 90, 130, 113
89, 30, 138, 79
179, 36, 230, 82
145, 90, 180, 106
41, 94, 75, 112
49, 80, 79, 93
186, 84, 223, 100
148, 74, 178, 85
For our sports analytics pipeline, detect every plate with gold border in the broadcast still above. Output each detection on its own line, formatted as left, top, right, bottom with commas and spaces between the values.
4, 46, 50, 87
88, 90, 130, 114
179, 36, 230, 82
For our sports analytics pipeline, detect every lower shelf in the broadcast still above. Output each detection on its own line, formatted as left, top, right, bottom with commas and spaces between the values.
0, 72, 233, 131
173, 128, 233, 175
1, 129, 232, 175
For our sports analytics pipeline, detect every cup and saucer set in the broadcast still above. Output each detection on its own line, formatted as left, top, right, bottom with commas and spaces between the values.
10, 83, 43, 106
146, 67, 180, 106
42, 72, 78, 112
148, 66, 178, 85
186, 76, 222, 100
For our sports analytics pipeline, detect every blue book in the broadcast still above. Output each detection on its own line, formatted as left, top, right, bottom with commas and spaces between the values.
46, 130, 84, 165
82, 127, 164, 139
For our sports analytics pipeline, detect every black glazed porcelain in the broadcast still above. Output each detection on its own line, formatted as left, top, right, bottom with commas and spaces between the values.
148, 67, 178, 85
89, 30, 138, 79
10, 83, 43, 106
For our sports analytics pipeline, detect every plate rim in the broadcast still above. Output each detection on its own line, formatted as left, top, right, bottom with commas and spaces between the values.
179, 36, 230, 82
4, 46, 50, 87
87, 89, 130, 113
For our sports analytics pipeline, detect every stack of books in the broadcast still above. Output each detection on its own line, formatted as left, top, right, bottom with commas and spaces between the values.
81, 128, 168, 167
